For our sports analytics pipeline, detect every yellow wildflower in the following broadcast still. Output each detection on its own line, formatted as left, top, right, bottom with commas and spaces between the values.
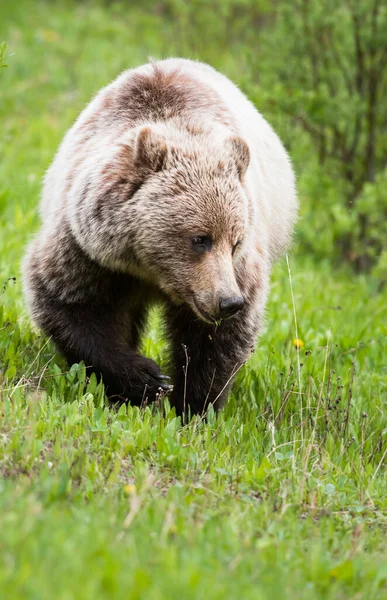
124, 484, 136, 496
293, 338, 304, 349
40, 30, 60, 43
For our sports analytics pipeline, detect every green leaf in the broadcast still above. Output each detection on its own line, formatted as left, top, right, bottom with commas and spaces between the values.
5, 364, 16, 381
256, 457, 271, 482
329, 560, 354, 582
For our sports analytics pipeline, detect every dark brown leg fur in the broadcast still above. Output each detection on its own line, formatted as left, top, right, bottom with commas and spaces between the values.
33, 277, 170, 404
166, 304, 257, 419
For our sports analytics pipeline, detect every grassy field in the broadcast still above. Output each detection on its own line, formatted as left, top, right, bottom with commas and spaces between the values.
1, 2, 386, 599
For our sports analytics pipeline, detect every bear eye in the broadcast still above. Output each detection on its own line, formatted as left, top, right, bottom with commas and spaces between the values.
232, 240, 242, 255
191, 235, 212, 253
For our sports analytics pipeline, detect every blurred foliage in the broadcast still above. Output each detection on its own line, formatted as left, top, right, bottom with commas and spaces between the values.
254, 0, 387, 277
0, 42, 8, 69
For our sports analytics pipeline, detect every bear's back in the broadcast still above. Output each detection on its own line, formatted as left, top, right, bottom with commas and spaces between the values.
40, 60, 236, 222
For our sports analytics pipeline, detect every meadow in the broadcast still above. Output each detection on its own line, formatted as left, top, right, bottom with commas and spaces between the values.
0, 2, 386, 599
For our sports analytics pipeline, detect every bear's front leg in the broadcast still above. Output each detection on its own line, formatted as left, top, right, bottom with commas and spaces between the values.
37, 300, 172, 404
166, 304, 259, 419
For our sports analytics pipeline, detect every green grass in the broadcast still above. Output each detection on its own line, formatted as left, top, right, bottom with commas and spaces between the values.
1, 2, 387, 599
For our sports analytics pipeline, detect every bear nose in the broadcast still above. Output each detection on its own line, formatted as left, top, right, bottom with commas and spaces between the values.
218, 296, 245, 318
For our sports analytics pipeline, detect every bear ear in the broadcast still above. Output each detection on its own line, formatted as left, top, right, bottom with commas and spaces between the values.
134, 126, 169, 173
227, 136, 250, 180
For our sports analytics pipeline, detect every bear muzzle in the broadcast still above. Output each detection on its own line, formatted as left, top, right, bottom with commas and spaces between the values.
192, 292, 244, 324
191, 254, 243, 323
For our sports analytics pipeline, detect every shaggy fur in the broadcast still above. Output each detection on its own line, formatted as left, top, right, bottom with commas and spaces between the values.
23, 58, 298, 417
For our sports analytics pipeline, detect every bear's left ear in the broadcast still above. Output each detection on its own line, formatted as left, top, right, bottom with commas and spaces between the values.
227, 136, 250, 180
134, 126, 169, 173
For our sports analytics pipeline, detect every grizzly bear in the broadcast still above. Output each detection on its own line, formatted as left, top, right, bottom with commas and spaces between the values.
23, 58, 297, 418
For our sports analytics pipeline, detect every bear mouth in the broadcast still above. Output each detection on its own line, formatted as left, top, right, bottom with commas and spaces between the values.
192, 299, 218, 325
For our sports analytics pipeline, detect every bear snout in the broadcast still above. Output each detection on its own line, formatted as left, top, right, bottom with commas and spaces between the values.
192, 290, 244, 324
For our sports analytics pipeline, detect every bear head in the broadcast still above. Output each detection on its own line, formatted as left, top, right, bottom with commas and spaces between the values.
126, 125, 251, 324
